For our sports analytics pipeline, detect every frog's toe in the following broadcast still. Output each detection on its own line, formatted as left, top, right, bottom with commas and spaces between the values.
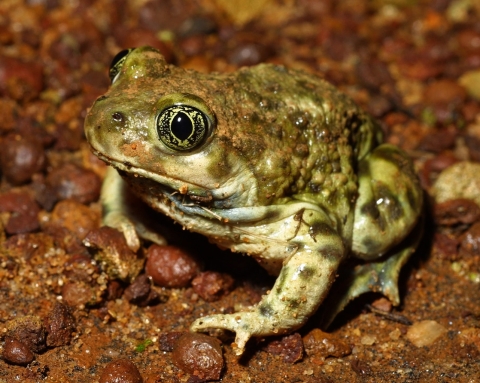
103, 211, 141, 252
191, 314, 252, 355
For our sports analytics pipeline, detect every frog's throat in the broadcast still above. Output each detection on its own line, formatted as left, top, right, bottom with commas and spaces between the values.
94, 150, 325, 226
153, 189, 323, 225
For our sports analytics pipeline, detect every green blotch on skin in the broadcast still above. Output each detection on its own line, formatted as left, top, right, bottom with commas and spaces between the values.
259, 303, 275, 318
135, 339, 153, 352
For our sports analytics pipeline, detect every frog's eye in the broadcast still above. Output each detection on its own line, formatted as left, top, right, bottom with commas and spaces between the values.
109, 48, 135, 84
156, 105, 212, 152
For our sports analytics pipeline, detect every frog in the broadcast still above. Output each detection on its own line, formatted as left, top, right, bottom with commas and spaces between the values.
84, 46, 423, 355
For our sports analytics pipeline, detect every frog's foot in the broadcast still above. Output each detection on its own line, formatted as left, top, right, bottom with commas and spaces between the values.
319, 216, 424, 328
191, 312, 284, 355
103, 211, 141, 252
101, 167, 167, 252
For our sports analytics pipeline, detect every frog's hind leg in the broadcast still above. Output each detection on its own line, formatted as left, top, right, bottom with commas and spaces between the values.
351, 144, 423, 259
319, 144, 424, 327
319, 215, 423, 328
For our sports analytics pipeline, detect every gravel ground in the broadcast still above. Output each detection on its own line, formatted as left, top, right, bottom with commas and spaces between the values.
0, 0, 479, 382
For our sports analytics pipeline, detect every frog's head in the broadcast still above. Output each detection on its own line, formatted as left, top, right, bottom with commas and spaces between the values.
85, 47, 264, 222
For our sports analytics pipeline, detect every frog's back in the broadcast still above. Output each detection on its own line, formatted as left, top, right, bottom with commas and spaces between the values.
217, 63, 382, 213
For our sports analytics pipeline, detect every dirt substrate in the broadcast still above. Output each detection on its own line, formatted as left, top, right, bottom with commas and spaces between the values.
0, 0, 480, 382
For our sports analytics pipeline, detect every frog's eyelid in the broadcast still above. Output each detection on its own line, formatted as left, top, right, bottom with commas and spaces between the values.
111, 72, 121, 84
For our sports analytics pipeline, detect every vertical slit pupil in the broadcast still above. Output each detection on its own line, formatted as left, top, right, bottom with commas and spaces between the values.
172, 112, 193, 140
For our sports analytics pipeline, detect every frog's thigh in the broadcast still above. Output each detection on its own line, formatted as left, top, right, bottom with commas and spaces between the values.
352, 144, 422, 259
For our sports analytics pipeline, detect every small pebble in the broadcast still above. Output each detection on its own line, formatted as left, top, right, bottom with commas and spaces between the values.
99, 359, 143, 383
0, 134, 45, 185
406, 320, 447, 347
0, 56, 43, 101
61, 280, 101, 307
191, 271, 234, 302
303, 328, 351, 358
51, 199, 99, 240
84, 227, 143, 282
44, 302, 75, 347
389, 328, 402, 341
124, 274, 159, 307
433, 199, 480, 226
159, 331, 184, 352
172, 333, 224, 381
459, 69, 480, 101
263, 333, 304, 363
146, 245, 200, 288
5, 316, 46, 353
228, 42, 269, 66
371, 297, 393, 313
0, 98, 18, 132
47, 163, 101, 204
0, 191, 40, 234
2, 232, 54, 261
459, 221, 480, 257
63, 254, 99, 283
360, 334, 377, 346
2, 336, 34, 366
432, 162, 480, 207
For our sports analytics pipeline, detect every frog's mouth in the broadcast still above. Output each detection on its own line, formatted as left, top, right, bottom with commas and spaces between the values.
124, 172, 289, 225
93, 149, 288, 225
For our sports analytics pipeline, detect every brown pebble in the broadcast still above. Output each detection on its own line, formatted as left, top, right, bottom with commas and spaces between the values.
145, 245, 200, 288
47, 163, 101, 205
398, 51, 442, 80
179, 35, 206, 57
228, 41, 270, 67
464, 134, 480, 162
2, 336, 35, 366
2, 233, 54, 262
371, 297, 393, 313
263, 333, 304, 363
31, 174, 59, 211
5, 316, 46, 353
350, 358, 372, 376
423, 79, 467, 123
159, 331, 184, 352
0, 134, 45, 185
106, 280, 124, 301
0, 56, 43, 101
457, 28, 480, 54
99, 359, 143, 383
84, 227, 143, 282
433, 199, 480, 226
63, 253, 100, 283
124, 274, 159, 307
0, 191, 40, 234
191, 271, 234, 302
44, 302, 75, 347
0, 98, 18, 132
459, 221, 480, 257
433, 232, 459, 260
61, 281, 96, 307
303, 329, 351, 359
420, 152, 458, 188
51, 199, 100, 240
172, 333, 224, 381
416, 127, 457, 153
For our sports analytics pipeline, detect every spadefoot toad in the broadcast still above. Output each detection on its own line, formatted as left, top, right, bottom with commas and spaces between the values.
84, 46, 423, 355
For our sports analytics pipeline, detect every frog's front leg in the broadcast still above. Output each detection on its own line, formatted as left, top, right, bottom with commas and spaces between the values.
101, 167, 167, 251
191, 219, 345, 355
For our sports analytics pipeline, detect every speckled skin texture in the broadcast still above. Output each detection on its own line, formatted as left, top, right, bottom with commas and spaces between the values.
84, 46, 423, 354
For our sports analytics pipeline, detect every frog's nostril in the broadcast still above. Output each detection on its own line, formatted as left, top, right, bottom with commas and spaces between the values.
112, 112, 125, 122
